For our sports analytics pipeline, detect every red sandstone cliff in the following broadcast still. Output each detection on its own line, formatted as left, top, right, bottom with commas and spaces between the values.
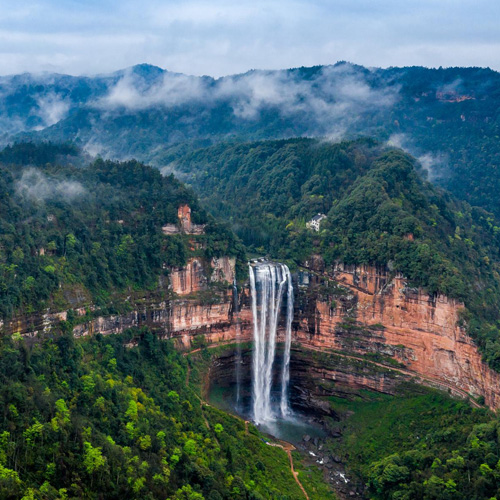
5, 254, 500, 410
169, 256, 236, 295
295, 262, 500, 409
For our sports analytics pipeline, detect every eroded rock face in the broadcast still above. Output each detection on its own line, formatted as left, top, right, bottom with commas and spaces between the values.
69, 293, 254, 348
170, 258, 207, 295
6, 256, 245, 345
5, 257, 500, 410
295, 262, 500, 409
211, 256, 236, 284
290, 347, 407, 408
170, 256, 236, 295
168, 299, 252, 348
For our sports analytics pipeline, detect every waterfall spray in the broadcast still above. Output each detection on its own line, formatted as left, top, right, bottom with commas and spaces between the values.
249, 261, 293, 424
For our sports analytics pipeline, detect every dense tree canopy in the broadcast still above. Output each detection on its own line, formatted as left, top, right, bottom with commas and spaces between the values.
0, 144, 243, 319
0, 329, 313, 499
174, 137, 500, 370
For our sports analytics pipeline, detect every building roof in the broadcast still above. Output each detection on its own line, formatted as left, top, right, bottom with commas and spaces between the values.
310, 213, 327, 222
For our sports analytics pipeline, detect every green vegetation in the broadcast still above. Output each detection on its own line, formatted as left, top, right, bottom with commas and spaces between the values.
0, 141, 82, 167
174, 137, 500, 371
188, 344, 337, 500
0, 329, 314, 499
0, 143, 243, 319
290, 450, 334, 499
2, 65, 500, 499
329, 386, 500, 499
9, 63, 499, 225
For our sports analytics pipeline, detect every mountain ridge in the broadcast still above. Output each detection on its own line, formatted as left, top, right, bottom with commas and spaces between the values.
3, 61, 500, 219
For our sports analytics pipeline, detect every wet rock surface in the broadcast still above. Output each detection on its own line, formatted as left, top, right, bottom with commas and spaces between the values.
297, 424, 366, 500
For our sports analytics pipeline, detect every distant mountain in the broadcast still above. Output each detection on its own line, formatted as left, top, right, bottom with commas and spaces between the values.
0, 64, 167, 139
2, 62, 500, 216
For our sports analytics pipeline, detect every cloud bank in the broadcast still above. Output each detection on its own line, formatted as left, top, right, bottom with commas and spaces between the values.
1, 0, 500, 77
16, 168, 86, 202
95, 64, 399, 137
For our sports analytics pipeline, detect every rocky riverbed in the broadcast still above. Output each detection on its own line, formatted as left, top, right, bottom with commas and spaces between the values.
297, 426, 366, 499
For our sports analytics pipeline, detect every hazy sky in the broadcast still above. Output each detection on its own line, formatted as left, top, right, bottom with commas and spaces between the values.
1, 0, 499, 77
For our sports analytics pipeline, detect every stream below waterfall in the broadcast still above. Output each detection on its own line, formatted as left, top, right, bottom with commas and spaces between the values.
232, 260, 363, 497
208, 375, 326, 445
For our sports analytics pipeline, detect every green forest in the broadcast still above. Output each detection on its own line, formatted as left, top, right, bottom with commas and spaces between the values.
0, 142, 242, 320
174, 137, 500, 371
3, 139, 500, 499
2, 328, 500, 500
0, 328, 324, 499
11, 64, 500, 222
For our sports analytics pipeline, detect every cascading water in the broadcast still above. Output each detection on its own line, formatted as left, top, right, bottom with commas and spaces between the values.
249, 261, 294, 424
280, 265, 293, 417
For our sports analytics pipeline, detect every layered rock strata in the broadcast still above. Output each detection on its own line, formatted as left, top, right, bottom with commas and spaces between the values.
4, 257, 500, 409
295, 262, 500, 409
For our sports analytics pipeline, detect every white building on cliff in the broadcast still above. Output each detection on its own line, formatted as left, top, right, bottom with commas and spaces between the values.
306, 213, 327, 232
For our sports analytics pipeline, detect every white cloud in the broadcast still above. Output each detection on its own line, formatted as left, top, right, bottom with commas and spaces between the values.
387, 133, 448, 181
35, 92, 71, 127
16, 168, 86, 202
95, 63, 399, 140
0, 0, 499, 77
98, 70, 209, 110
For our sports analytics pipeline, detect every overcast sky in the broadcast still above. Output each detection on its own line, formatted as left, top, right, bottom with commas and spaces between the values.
1, 0, 499, 77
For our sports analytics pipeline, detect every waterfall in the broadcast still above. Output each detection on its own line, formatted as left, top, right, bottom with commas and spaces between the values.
233, 277, 242, 408
249, 261, 293, 424
280, 265, 293, 417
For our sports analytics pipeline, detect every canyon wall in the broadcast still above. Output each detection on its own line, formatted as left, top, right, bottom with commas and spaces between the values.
4, 255, 500, 409
4, 254, 242, 344
294, 261, 500, 409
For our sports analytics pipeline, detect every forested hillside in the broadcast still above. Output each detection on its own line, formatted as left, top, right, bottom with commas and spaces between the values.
2, 135, 500, 498
0, 329, 317, 499
0, 142, 242, 320
2, 63, 500, 218
174, 137, 500, 370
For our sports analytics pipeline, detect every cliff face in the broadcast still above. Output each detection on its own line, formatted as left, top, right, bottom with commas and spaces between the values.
170, 256, 235, 295
5, 255, 500, 409
295, 262, 500, 409
168, 298, 252, 347
170, 258, 206, 295
6, 255, 241, 345
71, 298, 253, 347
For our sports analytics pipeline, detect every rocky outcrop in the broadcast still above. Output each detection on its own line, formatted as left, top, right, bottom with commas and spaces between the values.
170, 256, 236, 295
289, 347, 408, 415
170, 258, 207, 295
69, 293, 253, 347
5, 254, 241, 345
211, 256, 236, 284
168, 299, 252, 347
5, 255, 500, 410
295, 262, 500, 409
162, 204, 206, 235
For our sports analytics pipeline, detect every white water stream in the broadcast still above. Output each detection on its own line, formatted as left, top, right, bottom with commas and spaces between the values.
249, 262, 294, 424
